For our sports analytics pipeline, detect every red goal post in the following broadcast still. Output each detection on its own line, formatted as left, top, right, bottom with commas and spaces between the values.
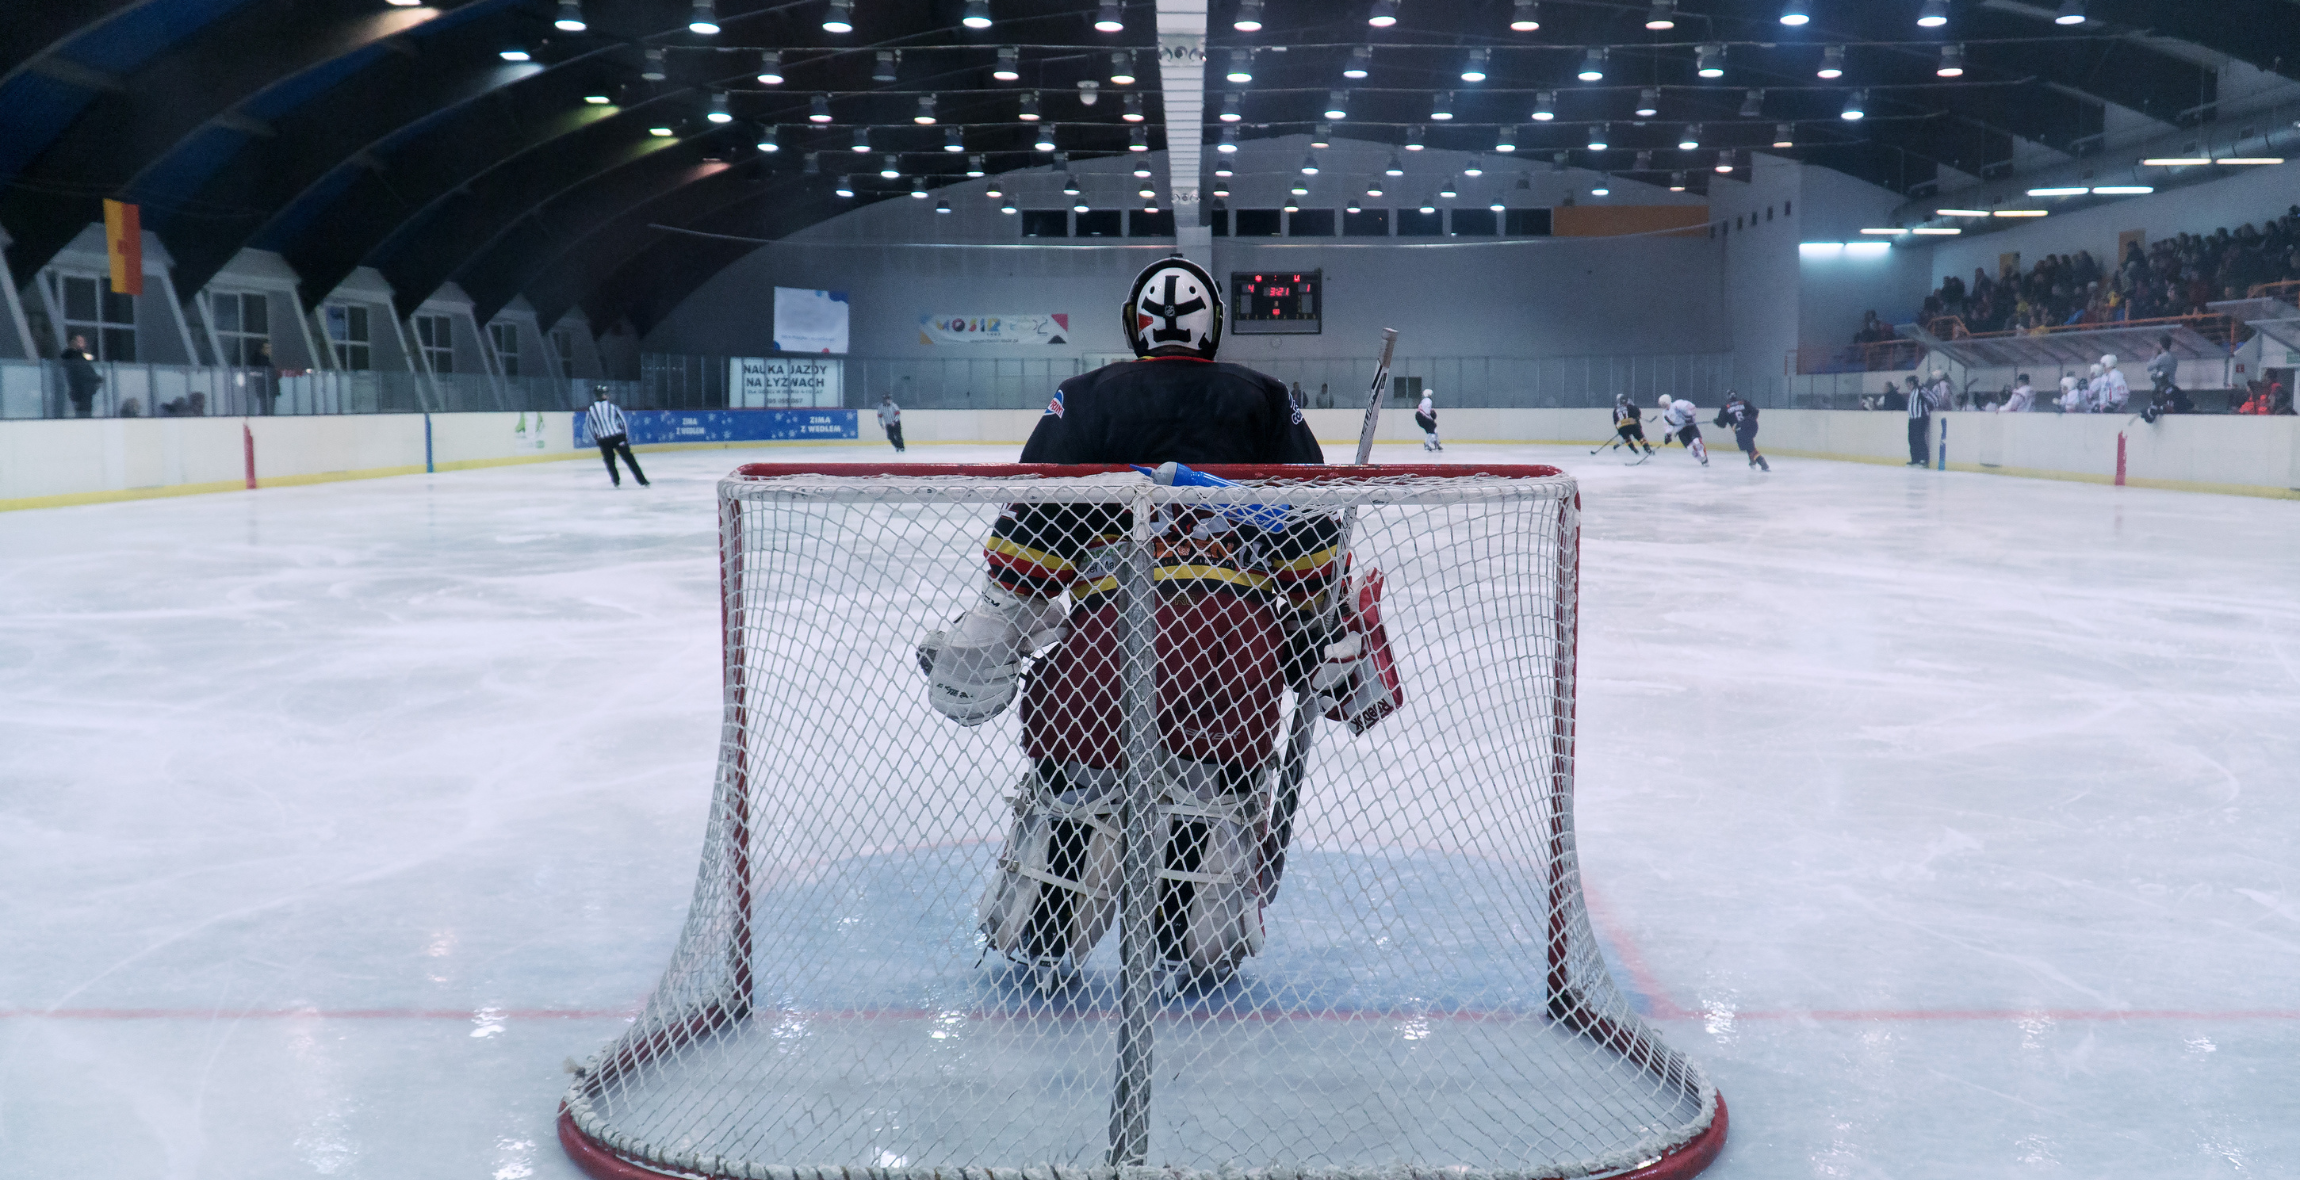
561, 462, 1725, 1180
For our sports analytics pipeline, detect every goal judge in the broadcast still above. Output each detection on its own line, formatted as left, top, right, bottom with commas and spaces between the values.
916, 257, 1396, 985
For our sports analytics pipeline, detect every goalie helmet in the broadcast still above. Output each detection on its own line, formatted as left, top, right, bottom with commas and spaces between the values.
1123, 257, 1223, 359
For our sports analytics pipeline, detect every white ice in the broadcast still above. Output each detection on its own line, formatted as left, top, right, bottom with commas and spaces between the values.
2, 441, 2295, 1179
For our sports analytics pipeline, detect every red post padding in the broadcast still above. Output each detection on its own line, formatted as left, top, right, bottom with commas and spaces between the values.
243, 423, 257, 489
728, 462, 1566, 482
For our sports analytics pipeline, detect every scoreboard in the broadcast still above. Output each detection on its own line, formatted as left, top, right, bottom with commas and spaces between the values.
1231, 270, 1322, 334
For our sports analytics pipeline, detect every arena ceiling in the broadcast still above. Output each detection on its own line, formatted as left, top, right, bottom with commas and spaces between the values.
2, 0, 2294, 336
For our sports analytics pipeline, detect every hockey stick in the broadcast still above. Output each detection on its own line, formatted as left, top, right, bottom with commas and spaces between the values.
1261, 328, 1397, 903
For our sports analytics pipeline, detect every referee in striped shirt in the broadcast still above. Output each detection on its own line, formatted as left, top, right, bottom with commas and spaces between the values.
585, 385, 649, 487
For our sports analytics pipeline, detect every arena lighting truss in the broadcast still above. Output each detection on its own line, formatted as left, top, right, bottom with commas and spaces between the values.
558, 464, 1731, 1180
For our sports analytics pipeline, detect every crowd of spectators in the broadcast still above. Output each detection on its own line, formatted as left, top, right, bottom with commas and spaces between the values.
1860, 203, 2300, 345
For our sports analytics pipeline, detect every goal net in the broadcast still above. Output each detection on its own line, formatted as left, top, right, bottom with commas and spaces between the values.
560, 463, 1725, 1180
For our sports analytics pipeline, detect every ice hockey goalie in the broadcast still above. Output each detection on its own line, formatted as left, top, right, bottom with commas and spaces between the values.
917, 258, 1401, 987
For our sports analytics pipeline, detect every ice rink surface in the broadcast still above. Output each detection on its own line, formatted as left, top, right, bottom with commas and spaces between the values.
3, 439, 2295, 1180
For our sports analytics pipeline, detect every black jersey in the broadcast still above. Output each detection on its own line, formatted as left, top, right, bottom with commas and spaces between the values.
1714, 400, 1759, 433
991, 357, 1337, 612
1019, 356, 1324, 465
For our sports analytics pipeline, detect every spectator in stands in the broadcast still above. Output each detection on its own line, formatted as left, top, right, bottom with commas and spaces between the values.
60, 333, 101, 418
2237, 380, 2276, 415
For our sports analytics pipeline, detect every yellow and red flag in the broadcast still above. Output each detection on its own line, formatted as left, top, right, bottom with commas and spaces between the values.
103, 199, 142, 295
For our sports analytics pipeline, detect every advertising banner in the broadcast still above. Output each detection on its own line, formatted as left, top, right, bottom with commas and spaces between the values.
918, 313, 1070, 345
730, 356, 843, 407
575, 409, 858, 447
774, 287, 849, 354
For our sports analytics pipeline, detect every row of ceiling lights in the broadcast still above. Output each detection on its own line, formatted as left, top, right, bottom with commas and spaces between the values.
1225, 0, 2088, 32
1219, 40, 1972, 87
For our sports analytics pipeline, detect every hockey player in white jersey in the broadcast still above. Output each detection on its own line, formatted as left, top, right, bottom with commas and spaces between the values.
2058, 374, 2086, 414
2094, 354, 2131, 413
1656, 395, 1708, 465
1415, 389, 1442, 451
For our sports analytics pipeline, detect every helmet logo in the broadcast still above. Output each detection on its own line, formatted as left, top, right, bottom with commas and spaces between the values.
1147, 273, 1209, 345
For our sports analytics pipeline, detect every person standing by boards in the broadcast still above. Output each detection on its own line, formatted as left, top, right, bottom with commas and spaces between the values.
1415, 388, 1442, 452
584, 385, 649, 488
877, 393, 906, 452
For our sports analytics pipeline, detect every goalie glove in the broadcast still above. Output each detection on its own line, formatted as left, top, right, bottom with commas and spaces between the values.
1293, 568, 1405, 735
917, 582, 1067, 726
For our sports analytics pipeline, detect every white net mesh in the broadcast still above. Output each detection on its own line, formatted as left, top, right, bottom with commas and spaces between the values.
561, 463, 1723, 1180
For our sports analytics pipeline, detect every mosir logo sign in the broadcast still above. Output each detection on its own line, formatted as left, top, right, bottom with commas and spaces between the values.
919, 313, 1070, 346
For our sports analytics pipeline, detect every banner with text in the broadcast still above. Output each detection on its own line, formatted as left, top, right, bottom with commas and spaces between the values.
729, 356, 843, 407
918, 313, 1070, 346
774, 287, 850, 354
576, 409, 858, 447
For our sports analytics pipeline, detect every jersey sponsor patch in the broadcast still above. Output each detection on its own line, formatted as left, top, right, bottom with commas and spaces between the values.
1291, 404, 1305, 424
1045, 389, 1065, 417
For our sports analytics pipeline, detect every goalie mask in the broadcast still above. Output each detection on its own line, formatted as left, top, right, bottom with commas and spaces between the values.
1123, 258, 1224, 360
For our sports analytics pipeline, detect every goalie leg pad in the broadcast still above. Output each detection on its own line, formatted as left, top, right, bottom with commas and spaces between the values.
978, 764, 1123, 971
1153, 760, 1268, 981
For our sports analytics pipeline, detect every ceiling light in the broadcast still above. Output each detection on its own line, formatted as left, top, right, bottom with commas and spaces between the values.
1019, 91, 1041, 121
1405, 125, 1425, 150
2215, 156, 2285, 165
1578, 47, 1605, 81
1462, 48, 1490, 82
1110, 52, 1136, 85
685, 2, 720, 34
1993, 209, 2047, 217
1817, 44, 1844, 79
1283, 197, 1300, 212
1035, 124, 1056, 150
1588, 123, 1609, 150
1130, 126, 1149, 151
708, 91, 732, 123
914, 95, 937, 124
1311, 122, 1333, 148
912, 179, 929, 198
755, 49, 783, 84
823, 0, 853, 32
1123, 94, 1145, 122
1740, 88, 1764, 117
1301, 152, 1321, 175
1773, 122, 1795, 147
641, 46, 666, 80
1326, 89, 1350, 119
1220, 92, 1242, 121
1226, 49, 1253, 83
1132, 161, 1151, 177
2140, 157, 2209, 166
1463, 156, 1483, 176
1138, 182, 1156, 198
1511, 1, 1540, 32
993, 46, 1020, 81
1635, 149, 1653, 169
2090, 184, 2152, 194
1496, 127, 1517, 152
1714, 149, 1736, 173
1779, 0, 1810, 25
1917, 0, 1947, 28
853, 128, 872, 152
1589, 184, 1608, 197
2054, 0, 2085, 24
1430, 91, 1451, 120
944, 127, 964, 151
1669, 171, 1687, 191
648, 124, 674, 137
1936, 43, 1964, 77
1347, 199, 1363, 213
1291, 176, 1309, 195
1679, 124, 1702, 150
1345, 46, 1372, 78
1369, 0, 1400, 29
1860, 228, 1908, 235
1695, 43, 1724, 78
1366, 181, 1385, 197
1646, 0, 1676, 30
985, 182, 1003, 198
1062, 173, 1081, 195
809, 94, 832, 123
584, 93, 611, 105
936, 199, 952, 213
1235, 0, 1265, 32
1418, 201, 1436, 214
1094, 1, 1123, 32
835, 176, 856, 197
1217, 126, 1239, 153
1074, 198, 1090, 213
1001, 198, 1017, 213
962, 0, 993, 30
1438, 180, 1456, 198
1385, 154, 1405, 175
1841, 89, 1866, 120
1636, 88, 1660, 117
554, 1, 587, 32
499, 46, 531, 62
2027, 186, 2086, 196
880, 153, 900, 177
1933, 208, 1988, 216
1212, 179, 1230, 196
1912, 226, 1961, 234
872, 49, 898, 83
968, 154, 987, 176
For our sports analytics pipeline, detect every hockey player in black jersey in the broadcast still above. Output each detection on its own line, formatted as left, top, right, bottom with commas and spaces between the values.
1713, 391, 1769, 471
918, 257, 1379, 988
1610, 393, 1656, 456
